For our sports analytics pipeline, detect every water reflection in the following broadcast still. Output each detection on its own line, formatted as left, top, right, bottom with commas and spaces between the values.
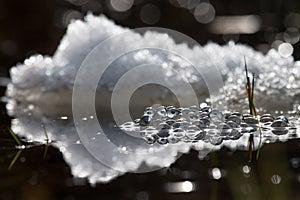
210, 167, 222, 180
209, 15, 261, 34
164, 181, 195, 193
271, 174, 282, 185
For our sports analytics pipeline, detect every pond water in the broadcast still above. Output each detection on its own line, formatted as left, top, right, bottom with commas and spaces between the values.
1, 14, 300, 199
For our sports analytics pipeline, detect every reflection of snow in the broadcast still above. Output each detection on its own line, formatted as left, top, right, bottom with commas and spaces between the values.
5, 14, 300, 184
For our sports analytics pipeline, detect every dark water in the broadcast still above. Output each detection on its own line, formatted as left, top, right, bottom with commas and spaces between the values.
1, 134, 299, 199
0, 86, 300, 200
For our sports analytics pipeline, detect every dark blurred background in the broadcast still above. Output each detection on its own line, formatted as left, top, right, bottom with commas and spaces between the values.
0, 0, 300, 200
1, 0, 300, 77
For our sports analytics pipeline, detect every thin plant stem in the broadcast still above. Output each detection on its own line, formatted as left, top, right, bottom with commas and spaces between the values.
248, 134, 254, 162
250, 74, 261, 160
251, 74, 257, 115
244, 57, 253, 115
8, 149, 22, 170
4, 126, 23, 170
244, 57, 254, 161
244, 57, 261, 161
42, 124, 49, 159
7, 127, 22, 146
256, 127, 263, 160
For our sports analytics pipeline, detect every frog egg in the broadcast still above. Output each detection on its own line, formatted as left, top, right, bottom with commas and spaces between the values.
260, 113, 273, 118
166, 119, 176, 126
263, 122, 273, 126
120, 122, 135, 131
209, 124, 217, 129
194, 130, 206, 141
259, 115, 274, 123
228, 129, 242, 140
271, 120, 288, 128
139, 115, 151, 126
231, 112, 242, 117
166, 108, 181, 119
189, 105, 200, 112
248, 127, 257, 133
222, 111, 231, 120
181, 108, 191, 117
191, 120, 204, 128
209, 109, 223, 121
140, 130, 148, 137
271, 127, 289, 135
216, 123, 231, 136
156, 106, 166, 117
199, 111, 209, 119
275, 115, 289, 124
226, 121, 239, 128
172, 122, 181, 129
198, 118, 210, 128
200, 106, 211, 113
260, 115, 274, 123
240, 122, 249, 128
157, 137, 168, 145
239, 123, 250, 133
168, 135, 180, 144
173, 128, 186, 139
185, 125, 200, 139
144, 127, 157, 134
177, 107, 183, 112
242, 113, 253, 119
213, 120, 223, 125
243, 117, 258, 124
157, 122, 171, 130
228, 115, 241, 124
144, 135, 156, 144
209, 136, 223, 145
271, 120, 289, 135
188, 111, 199, 121
144, 107, 155, 117
173, 120, 190, 129
150, 119, 162, 126
133, 118, 140, 125
157, 128, 170, 138
206, 129, 219, 136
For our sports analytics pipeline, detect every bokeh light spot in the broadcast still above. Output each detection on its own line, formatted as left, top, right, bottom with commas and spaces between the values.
278, 43, 293, 57
110, 0, 134, 12
194, 3, 215, 24
140, 4, 161, 25
271, 174, 282, 184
